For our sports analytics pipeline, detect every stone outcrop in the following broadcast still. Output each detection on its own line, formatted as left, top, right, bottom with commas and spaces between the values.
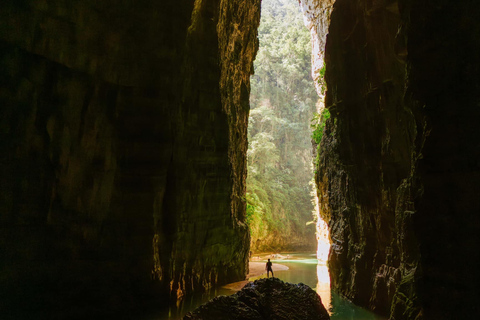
299, 0, 335, 97
313, 0, 480, 319
0, 0, 260, 318
184, 278, 330, 320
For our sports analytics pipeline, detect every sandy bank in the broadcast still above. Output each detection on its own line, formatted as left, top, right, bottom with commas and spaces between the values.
247, 261, 289, 278
221, 261, 289, 291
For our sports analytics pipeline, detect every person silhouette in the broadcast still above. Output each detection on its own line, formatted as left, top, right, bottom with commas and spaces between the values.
266, 258, 274, 278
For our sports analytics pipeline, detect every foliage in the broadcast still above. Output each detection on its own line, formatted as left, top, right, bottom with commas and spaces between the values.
317, 62, 326, 95
319, 63, 326, 78
247, 0, 318, 252
311, 108, 331, 167
311, 108, 330, 145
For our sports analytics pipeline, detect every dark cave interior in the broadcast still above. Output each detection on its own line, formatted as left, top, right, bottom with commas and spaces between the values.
1, 0, 479, 319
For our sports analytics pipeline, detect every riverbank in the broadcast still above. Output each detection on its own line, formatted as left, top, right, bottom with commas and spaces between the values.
149, 252, 386, 320
221, 261, 289, 291
248, 261, 289, 277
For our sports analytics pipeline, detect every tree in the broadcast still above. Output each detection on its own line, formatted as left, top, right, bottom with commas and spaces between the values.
247, 0, 318, 252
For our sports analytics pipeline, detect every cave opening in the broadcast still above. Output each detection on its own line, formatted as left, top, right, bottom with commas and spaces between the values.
246, 0, 334, 312
246, 0, 392, 319
246, 0, 319, 257
2, 0, 479, 319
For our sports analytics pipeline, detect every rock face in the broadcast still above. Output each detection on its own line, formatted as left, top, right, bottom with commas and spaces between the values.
299, 0, 335, 96
313, 0, 480, 319
0, 0, 260, 318
184, 278, 330, 320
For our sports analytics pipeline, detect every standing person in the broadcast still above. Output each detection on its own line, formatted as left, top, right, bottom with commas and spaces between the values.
266, 258, 274, 278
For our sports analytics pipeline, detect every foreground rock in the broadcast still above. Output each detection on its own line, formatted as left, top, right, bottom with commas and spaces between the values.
184, 278, 330, 320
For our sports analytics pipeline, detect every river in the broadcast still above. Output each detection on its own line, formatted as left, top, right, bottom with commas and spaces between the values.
147, 252, 386, 320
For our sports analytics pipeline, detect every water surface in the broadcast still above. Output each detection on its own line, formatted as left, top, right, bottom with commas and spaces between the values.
149, 253, 386, 320
250, 253, 386, 320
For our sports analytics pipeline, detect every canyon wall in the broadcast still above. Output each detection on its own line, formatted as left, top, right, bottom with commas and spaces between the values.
299, 0, 335, 97
313, 0, 480, 319
0, 0, 260, 318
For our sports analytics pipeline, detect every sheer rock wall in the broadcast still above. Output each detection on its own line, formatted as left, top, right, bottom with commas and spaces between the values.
312, 0, 480, 319
299, 0, 335, 96
0, 0, 260, 318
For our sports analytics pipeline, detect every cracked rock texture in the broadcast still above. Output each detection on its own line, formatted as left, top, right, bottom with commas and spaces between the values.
299, 0, 335, 96
0, 0, 260, 318
184, 277, 330, 320
313, 0, 480, 319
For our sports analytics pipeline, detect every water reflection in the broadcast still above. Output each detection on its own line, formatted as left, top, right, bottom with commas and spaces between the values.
149, 253, 386, 320
316, 263, 332, 314
313, 258, 385, 320
315, 211, 331, 312
251, 253, 385, 319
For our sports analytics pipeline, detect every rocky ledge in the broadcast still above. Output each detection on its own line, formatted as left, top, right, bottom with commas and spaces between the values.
184, 278, 330, 320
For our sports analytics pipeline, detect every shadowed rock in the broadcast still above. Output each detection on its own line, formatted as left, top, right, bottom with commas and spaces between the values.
184, 278, 330, 320
0, 0, 260, 318
314, 0, 480, 318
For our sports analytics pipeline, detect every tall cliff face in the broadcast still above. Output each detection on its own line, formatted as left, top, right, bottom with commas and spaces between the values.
317, 0, 417, 316
314, 0, 480, 319
406, 1, 480, 319
0, 0, 260, 318
299, 0, 335, 97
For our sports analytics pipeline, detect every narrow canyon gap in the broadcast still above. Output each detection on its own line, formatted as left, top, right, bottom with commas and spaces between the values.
1, 1, 479, 320
246, 0, 318, 254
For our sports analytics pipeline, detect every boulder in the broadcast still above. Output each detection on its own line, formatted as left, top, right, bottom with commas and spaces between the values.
184, 278, 330, 320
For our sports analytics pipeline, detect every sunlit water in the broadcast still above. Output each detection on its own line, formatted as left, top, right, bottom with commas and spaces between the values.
147, 253, 386, 320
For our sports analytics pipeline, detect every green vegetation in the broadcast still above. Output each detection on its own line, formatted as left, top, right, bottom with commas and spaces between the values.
319, 63, 326, 78
247, 0, 318, 252
311, 108, 330, 145
311, 108, 330, 166
316, 62, 326, 94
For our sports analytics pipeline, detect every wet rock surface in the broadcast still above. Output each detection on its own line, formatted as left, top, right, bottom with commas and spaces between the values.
184, 278, 330, 320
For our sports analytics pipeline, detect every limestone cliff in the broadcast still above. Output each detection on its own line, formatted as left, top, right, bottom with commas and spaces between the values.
299, 0, 335, 97
0, 0, 260, 318
313, 0, 480, 319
